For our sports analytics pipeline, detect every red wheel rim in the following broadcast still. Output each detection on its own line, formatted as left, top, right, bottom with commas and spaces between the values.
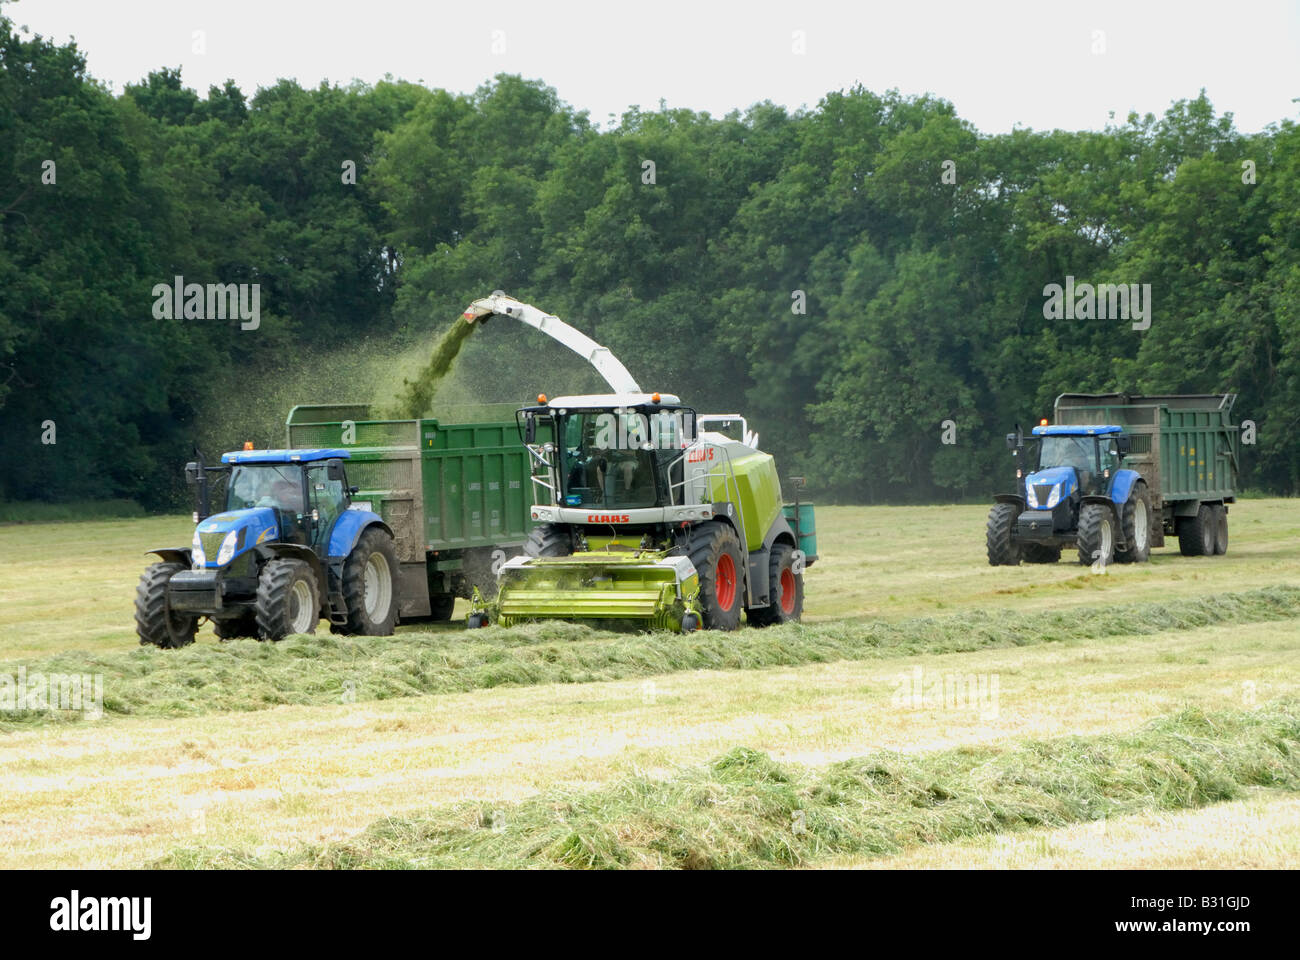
779, 568, 796, 614
715, 553, 737, 610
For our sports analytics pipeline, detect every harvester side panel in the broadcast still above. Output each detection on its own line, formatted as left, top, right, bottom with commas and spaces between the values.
704, 448, 784, 552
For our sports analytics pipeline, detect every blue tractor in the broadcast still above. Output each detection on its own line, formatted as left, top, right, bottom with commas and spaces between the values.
987, 423, 1152, 567
134, 448, 399, 646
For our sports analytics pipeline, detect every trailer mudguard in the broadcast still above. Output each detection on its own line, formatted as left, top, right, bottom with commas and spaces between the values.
1107, 468, 1142, 507
326, 508, 393, 560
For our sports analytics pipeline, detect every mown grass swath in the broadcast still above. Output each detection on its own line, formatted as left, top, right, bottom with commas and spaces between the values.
3, 586, 1297, 731
158, 699, 1300, 869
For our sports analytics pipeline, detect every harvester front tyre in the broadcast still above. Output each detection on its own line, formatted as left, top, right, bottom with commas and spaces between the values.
1115, 483, 1152, 564
1076, 503, 1116, 568
339, 528, 399, 636
1021, 543, 1061, 564
986, 503, 1022, 566
524, 523, 572, 558
687, 522, 744, 631
1178, 505, 1215, 557
1214, 506, 1229, 555
135, 562, 198, 648
746, 543, 804, 626
680, 613, 701, 633
255, 559, 319, 641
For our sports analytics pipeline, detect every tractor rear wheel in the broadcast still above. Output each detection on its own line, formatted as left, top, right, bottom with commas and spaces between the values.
746, 542, 804, 626
1178, 505, 1215, 557
1021, 543, 1061, 564
1213, 506, 1229, 555
1076, 503, 1115, 567
135, 562, 197, 648
339, 528, 399, 636
1115, 483, 1152, 563
255, 559, 319, 641
213, 614, 258, 640
685, 522, 744, 630
524, 523, 572, 558
986, 503, 1022, 566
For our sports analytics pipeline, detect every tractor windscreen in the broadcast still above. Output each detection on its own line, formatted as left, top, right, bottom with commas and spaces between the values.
226, 464, 306, 514
1037, 436, 1097, 475
556, 408, 685, 509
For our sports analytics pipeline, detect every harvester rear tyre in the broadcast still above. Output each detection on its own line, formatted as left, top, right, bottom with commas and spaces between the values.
1178, 505, 1215, 557
1021, 543, 1061, 564
525, 523, 572, 558
135, 562, 197, 648
255, 559, 319, 641
1214, 506, 1229, 555
338, 528, 399, 636
1115, 483, 1152, 564
213, 614, 258, 640
1076, 503, 1115, 567
986, 503, 1022, 566
746, 543, 804, 626
686, 522, 744, 631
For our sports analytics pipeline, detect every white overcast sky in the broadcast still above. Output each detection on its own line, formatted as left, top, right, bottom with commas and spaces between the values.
10, 0, 1300, 133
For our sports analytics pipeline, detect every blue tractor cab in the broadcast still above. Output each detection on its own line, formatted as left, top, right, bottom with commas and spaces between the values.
987, 422, 1151, 567
134, 447, 399, 647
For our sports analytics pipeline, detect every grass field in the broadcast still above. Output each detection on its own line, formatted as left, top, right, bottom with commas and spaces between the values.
0, 500, 1297, 868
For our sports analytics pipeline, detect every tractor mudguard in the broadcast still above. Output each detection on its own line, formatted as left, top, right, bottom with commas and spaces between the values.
252, 542, 328, 599
993, 494, 1026, 510
326, 508, 393, 560
1108, 468, 1142, 506
146, 547, 192, 566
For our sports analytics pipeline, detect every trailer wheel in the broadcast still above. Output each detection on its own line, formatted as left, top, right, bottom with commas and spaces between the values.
1022, 543, 1061, 564
524, 523, 572, 558
1213, 506, 1229, 555
684, 522, 744, 630
135, 562, 198, 648
986, 503, 1022, 566
1178, 505, 1215, 557
746, 543, 804, 626
1115, 483, 1152, 563
339, 527, 399, 636
255, 559, 319, 641
1077, 503, 1115, 567
213, 614, 258, 640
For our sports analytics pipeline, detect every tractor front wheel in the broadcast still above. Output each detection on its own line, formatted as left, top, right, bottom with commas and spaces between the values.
986, 503, 1022, 566
135, 562, 197, 648
338, 527, 399, 636
685, 522, 744, 631
746, 542, 804, 626
255, 559, 320, 641
1115, 483, 1152, 563
1077, 503, 1116, 567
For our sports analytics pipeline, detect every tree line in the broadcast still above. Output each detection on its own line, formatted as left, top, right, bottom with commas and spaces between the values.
2, 12, 1297, 508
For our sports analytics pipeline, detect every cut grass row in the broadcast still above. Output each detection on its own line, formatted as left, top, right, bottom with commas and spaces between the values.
5, 585, 1299, 731
157, 698, 1300, 869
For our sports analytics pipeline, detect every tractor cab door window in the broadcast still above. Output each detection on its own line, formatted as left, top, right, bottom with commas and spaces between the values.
1099, 438, 1121, 476
307, 465, 347, 550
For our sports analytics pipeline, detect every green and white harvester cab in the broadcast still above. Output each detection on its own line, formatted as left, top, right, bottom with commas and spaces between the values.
457, 294, 817, 631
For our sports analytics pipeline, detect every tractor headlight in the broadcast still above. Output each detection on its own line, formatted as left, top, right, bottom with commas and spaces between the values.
1046, 484, 1062, 509
191, 532, 206, 568
1026, 485, 1039, 508
216, 530, 238, 566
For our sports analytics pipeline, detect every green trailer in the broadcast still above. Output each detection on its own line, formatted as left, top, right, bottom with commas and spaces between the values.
1053, 393, 1239, 556
285, 403, 539, 620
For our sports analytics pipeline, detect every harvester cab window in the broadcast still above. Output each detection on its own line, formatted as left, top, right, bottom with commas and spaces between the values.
559, 411, 659, 509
